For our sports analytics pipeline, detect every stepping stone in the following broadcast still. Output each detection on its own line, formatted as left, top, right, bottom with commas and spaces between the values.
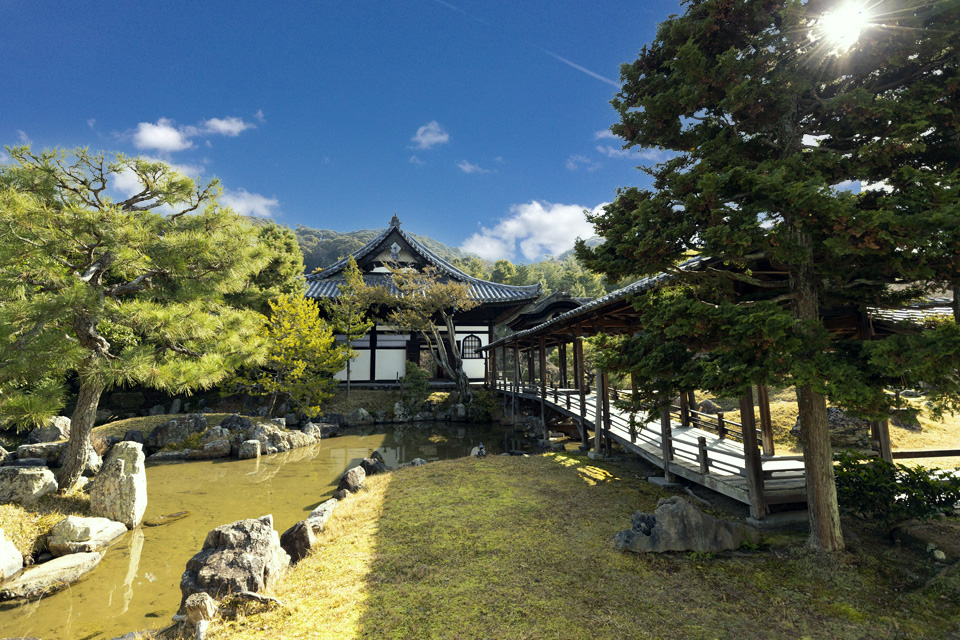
47, 516, 127, 557
0, 552, 102, 601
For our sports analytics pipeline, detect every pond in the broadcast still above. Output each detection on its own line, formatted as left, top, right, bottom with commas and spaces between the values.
0, 422, 522, 640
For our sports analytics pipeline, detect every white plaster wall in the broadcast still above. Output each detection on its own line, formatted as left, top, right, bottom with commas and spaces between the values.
335, 350, 371, 381
375, 349, 407, 381
462, 359, 485, 379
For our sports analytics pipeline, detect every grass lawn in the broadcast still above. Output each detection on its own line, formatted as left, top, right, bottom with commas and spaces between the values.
210, 454, 960, 640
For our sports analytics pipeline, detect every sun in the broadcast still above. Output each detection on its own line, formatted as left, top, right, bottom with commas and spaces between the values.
818, 2, 871, 50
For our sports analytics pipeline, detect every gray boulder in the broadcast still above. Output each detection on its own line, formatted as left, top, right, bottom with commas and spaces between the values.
170, 398, 183, 414
0, 552, 102, 601
0, 467, 57, 504
322, 413, 346, 426
24, 416, 71, 445
284, 412, 300, 428
185, 439, 231, 460
145, 450, 188, 463
179, 514, 289, 610
392, 402, 410, 423
412, 411, 434, 422
148, 404, 166, 416
345, 408, 373, 426
450, 403, 467, 421
333, 488, 350, 500
237, 440, 261, 460
47, 516, 127, 557
360, 457, 389, 477
90, 442, 147, 529
16, 442, 65, 465
791, 407, 870, 448
409, 458, 427, 467
246, 422, 317, 454
0, 528, 23, 582
615, 497, 759, 554
145, 414, 207, 453
6, 457, 48, 468
201, 426, 230, 443
123, 430, 145, 444
279, 520, 315, 564
316, 423, 342, 438
697, 399, 722, 414
308, 498, 338, 531
220, 414, 254, 432
0, 445, 9, 466
337, 466, 366, 494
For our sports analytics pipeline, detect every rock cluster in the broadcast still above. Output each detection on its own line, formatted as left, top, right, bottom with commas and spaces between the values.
791, 407, 871, 448
90, 442, 148, 529
279, 498, 338, 564
615, 497, 759, 554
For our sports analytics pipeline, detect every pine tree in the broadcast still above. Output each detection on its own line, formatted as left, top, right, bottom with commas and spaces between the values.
0, 147, 273, 490
578, 1, 960, 551
322, 256, 373, 399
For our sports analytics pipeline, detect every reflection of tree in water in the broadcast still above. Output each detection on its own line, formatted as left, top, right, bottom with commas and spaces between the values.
382, 422, 516, 464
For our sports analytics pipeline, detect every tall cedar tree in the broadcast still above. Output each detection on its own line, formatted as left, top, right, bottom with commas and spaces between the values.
375, 265, 478, 403
234, 293, 346, 416
0, 148, 274, 491
577, 1, 960, 552
322, 255, 374, 398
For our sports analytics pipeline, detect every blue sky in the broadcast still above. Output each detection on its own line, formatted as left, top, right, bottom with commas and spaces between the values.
1, 0, 682, 262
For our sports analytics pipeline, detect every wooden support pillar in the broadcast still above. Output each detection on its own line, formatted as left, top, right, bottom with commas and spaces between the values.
739, 387, 766, 520
527, 348, 535, 391
576, 337, 587, 447
629, 374, 638, 444
680, 392, 690, 426
483, 344, 490, 389
559, 343, 568, 389
757, 383, 775, 457
697, 436, 709, 475
512, 343, 519, 418
602, 372, 612, 455
660, 405, 674, 482
594, 369, 603, 453
717, 412, 727, 439
872, 420, 893, 463
539, 336, 548, 440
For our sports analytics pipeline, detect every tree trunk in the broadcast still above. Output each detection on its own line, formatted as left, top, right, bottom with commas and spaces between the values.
443, 314, 473, 404
952, 285, 959, 324
791, 236, 845, 552
59, 380, 105, 493
346, 360, 351, 400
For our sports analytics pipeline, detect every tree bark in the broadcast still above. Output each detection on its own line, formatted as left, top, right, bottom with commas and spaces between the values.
59, 380, 105, 493
791, 236, 845, 552
952, 285, 959, 324
346, 360, 352, 400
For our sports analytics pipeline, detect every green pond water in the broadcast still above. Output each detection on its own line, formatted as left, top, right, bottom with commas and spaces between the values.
0, 422, 519, 640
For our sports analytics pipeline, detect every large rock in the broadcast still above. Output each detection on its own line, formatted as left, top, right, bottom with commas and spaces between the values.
615, 497, 759, 554
0, 467, 57, 504
145, 414, 207, 453
24, 416, 71, 445
220, 413, 254, 432
179, 514, 289, 610
337, 466, 366, 494
279, 520, 315, 564
145, 450, 188, 463
345, 408, 373, 426
16, 442, 66, 465
360, 457, 389, 477
392, 402, 410, 423
0, 552, 101, 601
697, 399, 722, 414
308, 498, 338, 531
186, 439, 232, 460
450, 403, 467, 421
246, 422, 317, 454
0, 528, 23, 582
0, 445, 9, 466
47, 516, 127, 557
90, 442, 147, 529
791, 407, 870, 448
237, 440, 261, 460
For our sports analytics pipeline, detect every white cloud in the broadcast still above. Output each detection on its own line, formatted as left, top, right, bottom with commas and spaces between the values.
87, 118, 96, 129
409, 155, 425, 166
594, 130, 617, 140
596, 144, 631, 159
460, 201, 601, 262
204, 117, 254, 137
17, 130, 31, 145
457, 160, 490, 174
133, 118, 194, 152
0, 150, 10, 163
411, 121, 450, 149
220, 188, 280, 218
833, 180, 860, 192
254, 109, 266, 123
597, 144, 671, 162
565, 154, 599, 171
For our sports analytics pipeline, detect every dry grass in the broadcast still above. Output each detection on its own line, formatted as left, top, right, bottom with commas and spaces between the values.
0, 491, 91, 557
91, 413, 270, 442
209, 454, 960, 640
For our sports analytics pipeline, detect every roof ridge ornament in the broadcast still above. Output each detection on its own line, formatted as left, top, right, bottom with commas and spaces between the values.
390, 213, 401, 228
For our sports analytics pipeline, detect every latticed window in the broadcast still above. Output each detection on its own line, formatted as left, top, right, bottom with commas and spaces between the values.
461, 334, 482, 359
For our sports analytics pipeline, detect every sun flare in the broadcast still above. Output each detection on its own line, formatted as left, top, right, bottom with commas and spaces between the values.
819, 2, 871, 50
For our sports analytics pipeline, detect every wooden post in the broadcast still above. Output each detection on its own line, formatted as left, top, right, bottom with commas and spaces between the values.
687, 390, 696, 411
629, 373, 638, 444
876, 420, 893, 463
660, 406, 674, 482
602, 372, 612, 455
576, 337, 587, 447
680, 392, 690, 426
539, 336, 548, 440
527, 348, 535, 392
698, 436, 709, 475
559, 342, 568, 389
717, 412, 727, 440
512, 343, 519, 418
757, 382, 775, 457
594, 369, 603, 453
739, 387, 766, 520
484, 344, 490, 389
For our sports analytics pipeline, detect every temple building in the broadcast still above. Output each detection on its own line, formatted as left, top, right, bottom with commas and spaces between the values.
305, 215, 542, 384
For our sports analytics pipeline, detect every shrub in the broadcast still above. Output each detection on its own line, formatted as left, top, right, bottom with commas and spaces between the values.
400, 362, 430, 413
834, 451, 960, 523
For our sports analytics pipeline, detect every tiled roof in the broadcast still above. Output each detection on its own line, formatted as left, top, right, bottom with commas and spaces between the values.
304, 216, 542, 304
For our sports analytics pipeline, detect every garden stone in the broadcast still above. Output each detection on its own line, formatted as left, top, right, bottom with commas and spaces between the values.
0, 528, 23, 582
410, 458, 427, 467
246, 422, 317, 453
145, 450, 188, 463
0, 445, 9, 466
47, 516, 127, 557
435, 410, 449, 421
90, 442, 147, 529
279, 520, 315, 564
900, 389, 923, 398
170, 398, 182, 414
16, 442, 65, 465
393, 402, 410, 423
322, 413, 346, 426
58, 440, 102, 477
237, 440, 261, 460
185, 591, 218, 626
360, 457, 389, 476
186, 439, 231, 460
284, 413, 300, 428
333, 489, 350, 500
615, 497, 759, 554
148, 404, 166, 416
124, 430, 145, 444
111, 391, 146, 411
308, 498, 338, 531
451, 404, 467, 421
697, 399, 722, 414
24, 416, 71, 445
0, 467, 57, 504
791, 407, 871, 448
337, 466, 366, 494
146, 414, 207, 453
201, 426, 230, 443
220, 414, 253, 432
179, 515, 289, 611
7, 457, 48, 467
413, 411, 434, 422
270, 418, 286, 427
0, 552, 102, 601
318, 424, 342, 438
345, 408, 373, 426
374, 410, 388, 423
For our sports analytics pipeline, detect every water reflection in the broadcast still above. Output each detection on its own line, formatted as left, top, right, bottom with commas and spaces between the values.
0, 422, 515, 639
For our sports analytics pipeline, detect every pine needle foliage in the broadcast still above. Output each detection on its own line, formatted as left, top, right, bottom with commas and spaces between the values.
322, 256, 373, 399
0, 147, 278, 490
